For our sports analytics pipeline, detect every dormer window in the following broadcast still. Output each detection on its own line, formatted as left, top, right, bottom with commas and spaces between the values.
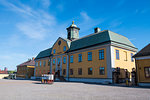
63, 46, 66, 51
53, 49, 56, 54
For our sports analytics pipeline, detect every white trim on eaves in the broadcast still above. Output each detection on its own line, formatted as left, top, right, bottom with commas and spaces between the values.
135, 56, 150, 60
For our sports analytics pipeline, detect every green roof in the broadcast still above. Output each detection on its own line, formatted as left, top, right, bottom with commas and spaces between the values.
35, 48, 52, 60
70, 30, 137, 51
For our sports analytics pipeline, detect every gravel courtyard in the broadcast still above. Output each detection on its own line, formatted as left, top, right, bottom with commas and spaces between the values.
0, 79, 150, 100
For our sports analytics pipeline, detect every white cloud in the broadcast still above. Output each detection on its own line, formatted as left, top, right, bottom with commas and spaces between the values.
17, 22, 48, 40
41, 0, 51, 8
80, 12, 91, 21
0, 0, 56, 40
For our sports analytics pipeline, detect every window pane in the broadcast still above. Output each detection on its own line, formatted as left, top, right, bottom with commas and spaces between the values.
70, 55, 73, 63
63, 46, 66, 51
40, 61, 41, 67
78, 54, 82, 62
99, 50, 104, 60
43, 61, 46, 67
88, 68, 92, 75
63, 69, 66, 75
48, 59, 50, 66
78, 68, 82, 75
99, 67, 105, 75
88, 52, 92, 61
116, 50, 119, 60
145, 67, 150, 78
53, 59, 55, 64
53, 49, 56, 54
131, 53, 134, 62
70, 69, 73, 75
63, 57, 66, 64
58, 58, 60, 65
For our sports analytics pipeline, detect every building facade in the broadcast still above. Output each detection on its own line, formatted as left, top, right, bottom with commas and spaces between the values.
17, 58, 35, 79
134, 44, 150, 86
34, 22, 137, 83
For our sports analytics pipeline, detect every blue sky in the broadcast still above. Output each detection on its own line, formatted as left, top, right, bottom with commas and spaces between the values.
0, 0, 150, 70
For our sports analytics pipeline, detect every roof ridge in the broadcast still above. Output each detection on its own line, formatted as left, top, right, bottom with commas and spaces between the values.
40, 47, 52, 52
108, 30, 129, 39
72, 30, 108, 42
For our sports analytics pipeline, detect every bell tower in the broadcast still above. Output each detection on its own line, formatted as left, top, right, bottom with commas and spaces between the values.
66, 21, 80, 40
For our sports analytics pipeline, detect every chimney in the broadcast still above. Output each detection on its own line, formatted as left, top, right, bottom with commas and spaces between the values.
94, 27, 101, 33
32, 57, 35, 60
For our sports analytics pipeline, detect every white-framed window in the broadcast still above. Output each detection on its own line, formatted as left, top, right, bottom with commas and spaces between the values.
99, 49, 104, 60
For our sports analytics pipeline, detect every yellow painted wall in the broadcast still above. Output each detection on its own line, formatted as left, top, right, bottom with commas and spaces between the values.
114, 47, 136, 73
52, 38, 69, 56
136, 59, 150, 83
17, 65, 34, 78
35, 58, 50, 77
69, 48, 107, 78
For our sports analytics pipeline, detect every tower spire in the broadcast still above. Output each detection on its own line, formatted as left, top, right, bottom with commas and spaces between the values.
66, 21, 80, 40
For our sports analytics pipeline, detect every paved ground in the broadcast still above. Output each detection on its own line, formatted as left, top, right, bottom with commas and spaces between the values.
0, 79, 150, 100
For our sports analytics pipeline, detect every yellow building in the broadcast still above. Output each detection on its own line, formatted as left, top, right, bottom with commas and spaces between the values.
34, 48, 51, 78
133, 44, 150, 86
35, 22, 137, 84
17, 58, 35, 79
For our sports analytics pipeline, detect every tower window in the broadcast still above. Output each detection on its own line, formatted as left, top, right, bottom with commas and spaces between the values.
68, 32, 71, 39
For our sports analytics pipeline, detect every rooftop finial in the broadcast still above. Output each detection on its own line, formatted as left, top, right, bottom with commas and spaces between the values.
72, 21, 74, 24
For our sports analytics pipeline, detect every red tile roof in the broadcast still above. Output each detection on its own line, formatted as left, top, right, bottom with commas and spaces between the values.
0, 71, 8, 74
